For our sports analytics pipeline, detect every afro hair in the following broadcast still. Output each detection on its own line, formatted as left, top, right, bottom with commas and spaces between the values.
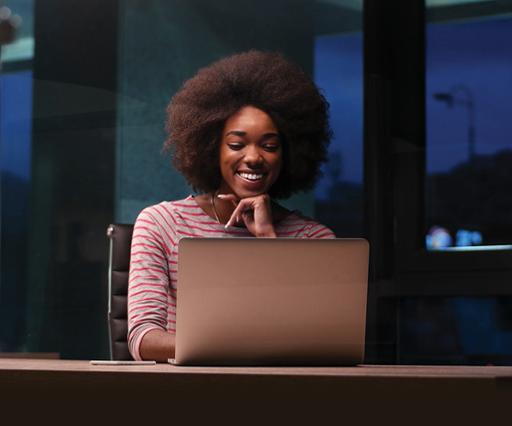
164, 50, 332, 199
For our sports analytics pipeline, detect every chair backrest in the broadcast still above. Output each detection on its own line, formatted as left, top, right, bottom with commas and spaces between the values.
106, 223, 134, 360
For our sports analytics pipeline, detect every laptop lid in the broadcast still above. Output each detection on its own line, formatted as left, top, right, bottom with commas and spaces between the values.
173, 238, 369, 366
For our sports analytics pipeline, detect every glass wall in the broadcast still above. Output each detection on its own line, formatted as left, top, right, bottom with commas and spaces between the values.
395, 0, 512, 365
0, 0, 33, 65
400, 296, 512, 365
425, 0, 512, 251
0, 0, 363, 358
0, 0, 34, 353
116, 0, 363, 235
314, 22, 363, 237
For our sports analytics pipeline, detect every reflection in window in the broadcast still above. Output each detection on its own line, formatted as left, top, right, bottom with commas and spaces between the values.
0, 0, 34, 353
0, 0, 34, 63
0, 71, 32, 351
0, 0, 364, 357
425, 3, 512, 250
400, 296, 512, 365
314, 30, 363, 237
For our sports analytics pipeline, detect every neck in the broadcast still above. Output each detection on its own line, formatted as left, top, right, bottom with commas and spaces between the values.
211, 191, 236, 224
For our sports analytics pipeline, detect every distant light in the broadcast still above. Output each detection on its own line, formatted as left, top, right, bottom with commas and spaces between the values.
430, 245, 512, 252
426, 226, 452, 250
456, 229, 482, 247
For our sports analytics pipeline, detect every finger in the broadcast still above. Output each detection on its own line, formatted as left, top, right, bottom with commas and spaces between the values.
225, 211, 238, 228
226, 203, 245, 227
240, 206, 255, 229
250, 196, 273, 227
217, 193, 239, 206
225, 205, 241, 228
225, 199, 251, 228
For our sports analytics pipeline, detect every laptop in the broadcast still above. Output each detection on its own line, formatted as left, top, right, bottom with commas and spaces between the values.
170, 238, 369, 366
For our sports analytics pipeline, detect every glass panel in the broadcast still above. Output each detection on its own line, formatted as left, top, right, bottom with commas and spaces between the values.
425, 0, 512, 251
0, 70, 32, 352
0, 0, 34, 355
400, 296, 512, 365
116, 0, 364, 238
0, 1, 364, 358
1, 0, 34, 63
314, 20, 363, 237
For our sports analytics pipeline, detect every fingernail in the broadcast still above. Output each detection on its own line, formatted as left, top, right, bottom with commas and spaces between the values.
217, 194, 227, 198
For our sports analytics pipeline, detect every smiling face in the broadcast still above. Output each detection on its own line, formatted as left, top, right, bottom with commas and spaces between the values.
218, 106, 282, 198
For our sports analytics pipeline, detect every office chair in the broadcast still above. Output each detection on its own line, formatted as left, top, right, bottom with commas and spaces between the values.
106, 223, 134, 360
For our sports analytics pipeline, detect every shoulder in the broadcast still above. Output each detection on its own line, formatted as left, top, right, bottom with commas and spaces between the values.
168, 195, 202, 213
135, 196, 197, 223
132, 197, 199, 247
134, 196, 201, 235
282, 211, 336, 239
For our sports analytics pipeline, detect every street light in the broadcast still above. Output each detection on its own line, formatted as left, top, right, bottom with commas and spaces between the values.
433, 84, 476, 162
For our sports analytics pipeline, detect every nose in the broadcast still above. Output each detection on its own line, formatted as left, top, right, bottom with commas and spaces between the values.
244, 146, 263, 168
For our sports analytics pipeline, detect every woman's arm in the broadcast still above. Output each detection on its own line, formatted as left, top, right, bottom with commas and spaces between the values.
139, 329, 175, 362
306, 221, 336, 239
128, 207, 176, 361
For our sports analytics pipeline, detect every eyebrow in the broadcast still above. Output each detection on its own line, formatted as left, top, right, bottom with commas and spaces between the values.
225, 130, 280, 139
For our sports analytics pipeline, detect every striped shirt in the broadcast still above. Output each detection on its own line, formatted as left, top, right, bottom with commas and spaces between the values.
127, 195, 335, 360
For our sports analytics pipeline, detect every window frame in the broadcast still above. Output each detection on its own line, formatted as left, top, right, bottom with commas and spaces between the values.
364, 0, 512, 297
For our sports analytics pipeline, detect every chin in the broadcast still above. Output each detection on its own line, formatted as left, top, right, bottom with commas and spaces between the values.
233, 188, 266, 199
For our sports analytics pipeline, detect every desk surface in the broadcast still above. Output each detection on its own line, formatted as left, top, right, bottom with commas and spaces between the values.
1, 358, 512, 378
1, 358, 511, 424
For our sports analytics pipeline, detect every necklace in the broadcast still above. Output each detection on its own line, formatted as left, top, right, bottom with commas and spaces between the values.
211, 191, 222, 224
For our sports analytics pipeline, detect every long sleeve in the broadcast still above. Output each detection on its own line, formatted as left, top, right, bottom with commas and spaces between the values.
305, 221, 336, 239
127, 207, 175, 360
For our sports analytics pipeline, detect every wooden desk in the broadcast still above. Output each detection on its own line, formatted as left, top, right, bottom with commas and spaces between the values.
1, 359, 511, 424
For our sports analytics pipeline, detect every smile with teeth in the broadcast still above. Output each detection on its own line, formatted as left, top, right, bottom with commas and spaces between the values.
237, 172, 265, 182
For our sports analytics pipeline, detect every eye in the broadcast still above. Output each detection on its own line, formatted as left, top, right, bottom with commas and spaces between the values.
227, 142, 244, 151
263, 144, 280, 152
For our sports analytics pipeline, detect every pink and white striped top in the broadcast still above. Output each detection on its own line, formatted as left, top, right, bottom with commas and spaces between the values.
127, 195, 335, 360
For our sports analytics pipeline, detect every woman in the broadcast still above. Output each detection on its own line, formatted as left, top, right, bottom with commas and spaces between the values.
128, 50, 335, 362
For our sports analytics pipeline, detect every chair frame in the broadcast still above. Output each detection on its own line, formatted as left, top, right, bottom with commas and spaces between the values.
106, 223, 134, 360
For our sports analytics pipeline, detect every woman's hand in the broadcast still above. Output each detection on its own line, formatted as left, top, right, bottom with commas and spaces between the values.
218, 193, 276, 238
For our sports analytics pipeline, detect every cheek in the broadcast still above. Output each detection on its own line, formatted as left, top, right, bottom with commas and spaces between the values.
218, 145, 229, 165
269, 153, 283, 180
219, 150, 238, 176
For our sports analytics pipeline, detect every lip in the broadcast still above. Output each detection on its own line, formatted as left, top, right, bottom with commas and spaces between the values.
237, 170, 265, 179
237, 169, 266, 174
235, 171, 267, 188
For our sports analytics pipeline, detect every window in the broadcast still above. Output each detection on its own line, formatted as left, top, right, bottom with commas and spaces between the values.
0, 0, 33, 352
1, 0, 365, 358
314, 26, 363, 237
425, 1, 512, 251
